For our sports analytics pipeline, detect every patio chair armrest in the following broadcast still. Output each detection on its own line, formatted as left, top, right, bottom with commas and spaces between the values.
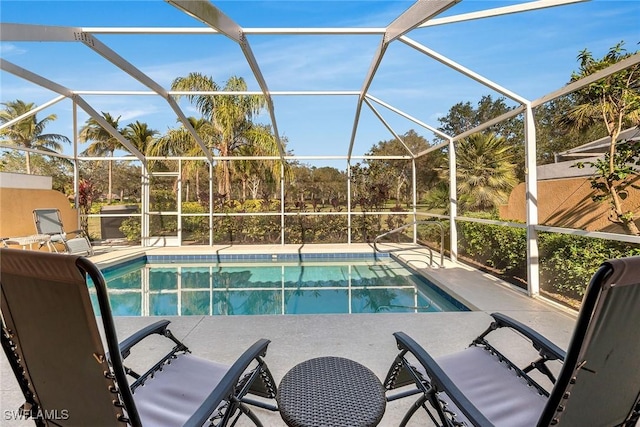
118, 320, 172, 359
489, 313, 566, 361
184, 338, 272, 427
393, 332, 494, 427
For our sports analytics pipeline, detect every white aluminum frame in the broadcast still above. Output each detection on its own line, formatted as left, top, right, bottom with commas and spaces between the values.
1, 0, 639, 300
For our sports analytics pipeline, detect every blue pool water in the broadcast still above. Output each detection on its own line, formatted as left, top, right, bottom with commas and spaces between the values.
92, 255, 469, 316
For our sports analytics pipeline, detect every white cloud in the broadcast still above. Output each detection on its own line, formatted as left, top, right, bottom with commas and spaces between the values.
0, 43, 27, 56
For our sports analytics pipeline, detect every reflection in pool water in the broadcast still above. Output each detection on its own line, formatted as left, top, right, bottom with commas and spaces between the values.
92, 257, 468, 316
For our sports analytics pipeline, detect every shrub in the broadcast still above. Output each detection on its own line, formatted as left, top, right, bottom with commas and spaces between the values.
120, 217, 141, 242
538, 233, 640, 300
455, 217, 639, 303
457, 220, 526, 277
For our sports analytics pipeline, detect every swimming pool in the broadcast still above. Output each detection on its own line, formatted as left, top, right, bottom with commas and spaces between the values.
93, 254, 469, 316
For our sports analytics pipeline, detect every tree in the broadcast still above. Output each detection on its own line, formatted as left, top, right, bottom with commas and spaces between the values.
235, 124, 284, 201
309, 166, 347, 209
577, 138, 640, 234
234, 145, 261, 202
0, 150, 73, 193
437, 95, 518, 137
234, 143, 282, 202
0, 100, 70, 174
118, 121, 158, 200
534, 96, 606, 165
109, 162, 142, 202
562, 42, 640, 235
287, 164, 346, 211
123, 120, 158, 154
79, 113, 122, 203
150, 117, 215, 203
151, 117, 215, 157
77, 179, 101, 233
365, 130, 445, 206
437, 95, 525, 179
171, 73, 278, 201
455, 133, 518, 213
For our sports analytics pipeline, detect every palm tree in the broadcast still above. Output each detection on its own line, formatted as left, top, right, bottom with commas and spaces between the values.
0, 100, 70, 174
455, 132, 518, 212
79, 112, 122, 203
149, 117, 215, 157
234, 144, 261, 201
149, 117, 216, 202
171, 73, 276, 200
234, 124, 287, 201
123, 120, 158, 154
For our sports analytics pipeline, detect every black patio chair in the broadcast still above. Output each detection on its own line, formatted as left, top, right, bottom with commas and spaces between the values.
0, 248, 278, 426
384, 255, 640, 427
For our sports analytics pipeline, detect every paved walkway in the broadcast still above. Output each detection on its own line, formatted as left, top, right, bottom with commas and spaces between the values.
1, 244, 578, 426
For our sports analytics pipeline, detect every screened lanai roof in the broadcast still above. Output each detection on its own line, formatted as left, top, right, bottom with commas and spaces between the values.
1, 0, 640, 165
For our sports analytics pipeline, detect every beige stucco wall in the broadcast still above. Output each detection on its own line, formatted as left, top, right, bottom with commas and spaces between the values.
0, 188, 79, 245
500, 177, 640, 234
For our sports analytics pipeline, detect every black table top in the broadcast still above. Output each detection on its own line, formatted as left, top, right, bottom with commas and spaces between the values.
276, 356, 386, 427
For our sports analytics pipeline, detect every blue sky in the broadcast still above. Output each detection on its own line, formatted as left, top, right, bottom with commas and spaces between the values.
1, 0, 639, 167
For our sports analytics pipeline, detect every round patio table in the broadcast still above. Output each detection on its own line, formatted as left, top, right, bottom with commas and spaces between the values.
276, 356, 386, 427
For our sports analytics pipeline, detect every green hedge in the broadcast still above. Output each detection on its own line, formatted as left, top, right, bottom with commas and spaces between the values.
538, 232, 639, 300
458, 221, 527, 277
457, 219, 639, 301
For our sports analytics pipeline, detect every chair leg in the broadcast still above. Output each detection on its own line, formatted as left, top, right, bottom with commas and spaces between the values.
238, 402, 264, 427
400, 393, 458, 427
399, 394, 427, 427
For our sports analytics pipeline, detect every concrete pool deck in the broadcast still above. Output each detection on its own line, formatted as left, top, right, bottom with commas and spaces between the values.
1, 244, 578, 426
